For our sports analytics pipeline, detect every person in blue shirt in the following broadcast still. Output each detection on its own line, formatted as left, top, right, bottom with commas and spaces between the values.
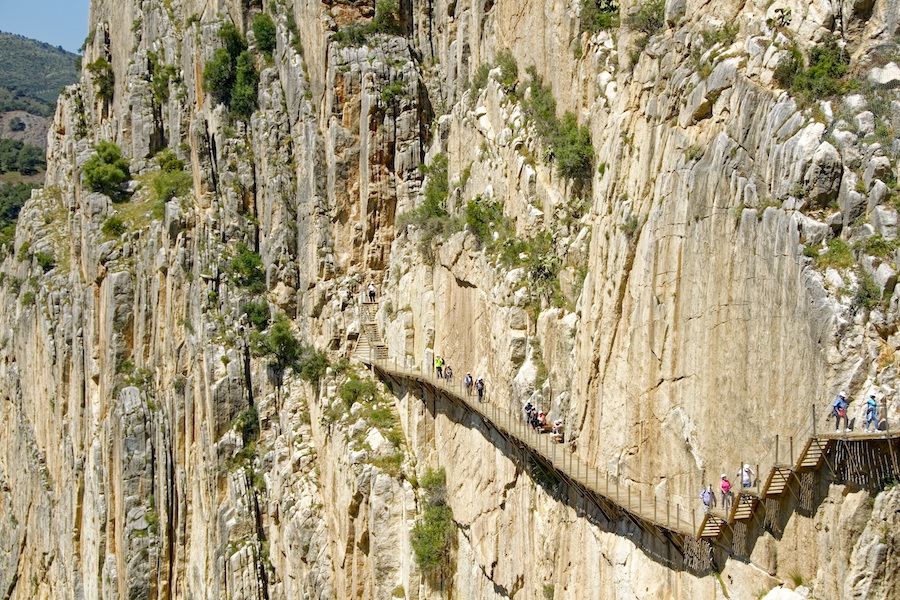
864, 394, 879, 433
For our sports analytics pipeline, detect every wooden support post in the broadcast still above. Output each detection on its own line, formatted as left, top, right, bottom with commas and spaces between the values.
812, 404, 817, 437
757, 463, 760, 495
790, 436, 794, 467
775, 435, 779, 465
667, 499, 670, 528
654, 495, 657, 522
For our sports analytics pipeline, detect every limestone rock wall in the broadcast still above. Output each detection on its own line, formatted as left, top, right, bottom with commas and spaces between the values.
0, 0, 898, 598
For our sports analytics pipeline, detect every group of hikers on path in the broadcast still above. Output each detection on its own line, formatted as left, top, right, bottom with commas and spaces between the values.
434, 355, 485, 400
831, 391, 881, 433
701, 464, 756, 513
701, 390, 888, 513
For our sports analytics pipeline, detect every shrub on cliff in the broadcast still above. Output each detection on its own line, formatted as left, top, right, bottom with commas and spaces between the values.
581, 0, 620, 33
774, 35, 850, 103
252, 13, 276, 56
411, 468, 454, 577
228, 242, 266, 292
86, 56, 114, 102
251, 312, 329, 385
625, 0, 665, 36
203, 22, 258, 121
83, 141, 131, 202
151, 150, 192, 202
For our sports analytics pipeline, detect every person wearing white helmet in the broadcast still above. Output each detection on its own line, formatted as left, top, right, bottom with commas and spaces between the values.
832, 391, 850, 432
738, 464, 756, 488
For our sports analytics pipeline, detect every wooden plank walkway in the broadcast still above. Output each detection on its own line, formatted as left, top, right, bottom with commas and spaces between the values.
356, 298, 900, 543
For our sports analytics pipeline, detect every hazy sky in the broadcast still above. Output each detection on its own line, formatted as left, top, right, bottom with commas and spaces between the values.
0, 0, 91, 53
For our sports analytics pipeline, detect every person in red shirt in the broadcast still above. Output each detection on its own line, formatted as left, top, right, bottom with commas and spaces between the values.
720, 474, 733, 513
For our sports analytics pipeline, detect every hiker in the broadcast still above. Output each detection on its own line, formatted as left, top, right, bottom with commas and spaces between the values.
435, 355, 444, 379
832, 391, 850, 432
464, 372, 473, 395
475, 377, 485, 401
444, 365, 453, 381
865, 394, 879, 433
700, 485, 715, 513
368, 282, 376, 302
720, 474, 733, 513
738, 464, 756, 488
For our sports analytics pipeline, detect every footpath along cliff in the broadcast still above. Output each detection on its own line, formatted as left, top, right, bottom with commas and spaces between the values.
0, 0, 898, 598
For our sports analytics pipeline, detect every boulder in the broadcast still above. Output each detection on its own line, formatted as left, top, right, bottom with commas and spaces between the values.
804, 141, 842, 207
868, 62, 900, 88
870, 205, 899, 239
863, 156, 893, 189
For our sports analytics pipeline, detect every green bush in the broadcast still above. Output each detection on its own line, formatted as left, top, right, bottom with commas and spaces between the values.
465, 194, 507, 249
150, 149, 194, 202
8, 117, 24, 132
203, 22, 258, 121
230, 51, 259, 120
86, 57, 114, 102
581, 0, 620, 33
34, 251, 55, 272
774, 36, 850, 103
102, 216, 126, 237
83, 141, 131, 201
252, 13, 277, 56
626, 0, 665, 36
854, 234, 899, 258
251, 312, 329, 384
243, 300, 270, 330
470, 64, 491, 96
340, 376, 378, 406
148, 51, 178, 104
228, 242, 266, 291
233, 405, 260, 448
204, 48, 235, 105
399, 153, 463, 258
553, 113, 594, 182
411, 468, 454, 576
496, 51, 518, 90
854, 275, 882, 311
0, 139, 45, 175
380, 79, 406, 106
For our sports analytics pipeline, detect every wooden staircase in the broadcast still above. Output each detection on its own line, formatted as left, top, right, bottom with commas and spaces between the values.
355, 300, 388, 361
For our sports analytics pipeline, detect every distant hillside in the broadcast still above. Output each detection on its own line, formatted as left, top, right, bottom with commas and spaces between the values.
0, 31, 79, 107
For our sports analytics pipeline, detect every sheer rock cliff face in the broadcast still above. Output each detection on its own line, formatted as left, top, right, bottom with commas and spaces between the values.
0, 0, 898, 598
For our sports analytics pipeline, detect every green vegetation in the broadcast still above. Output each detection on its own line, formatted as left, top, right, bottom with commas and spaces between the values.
399, 153, 462, 258
0, 87, 55, 117
497, 231, 565, 309
243, 300, 270, 330
0, 139, 45, 175
7, 117, 25, 132
150, 150, 192, 202
411, 468, 454, 578
148, 51, 179, 104
774, 35, 851, 103
701, 23, 738, 48
252, 13, 277, 56
625, 0, 665, 36
339, 375, 378, 406
86, 57, 115, 102
34, 251, 55, 272
854, 275, 882, 311
250, 312, 329, 385
332, 0, 402, 45
203, 22, 258, 121
83, 141, 131, 201
854, 235, 899, 258
465, 194, 507, 249
814, 238, 854, 269
521, 67, 594, 188
580, 0, 620, 33
102, 215, 126, 237
227, 242, 266, 292
0, 182, 37, 247
0, 32, 79, 105
496, 51, 518, 91
228, 405, 260, 468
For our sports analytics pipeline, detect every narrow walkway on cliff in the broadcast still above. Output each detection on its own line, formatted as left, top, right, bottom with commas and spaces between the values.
354, 296, 900, 564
